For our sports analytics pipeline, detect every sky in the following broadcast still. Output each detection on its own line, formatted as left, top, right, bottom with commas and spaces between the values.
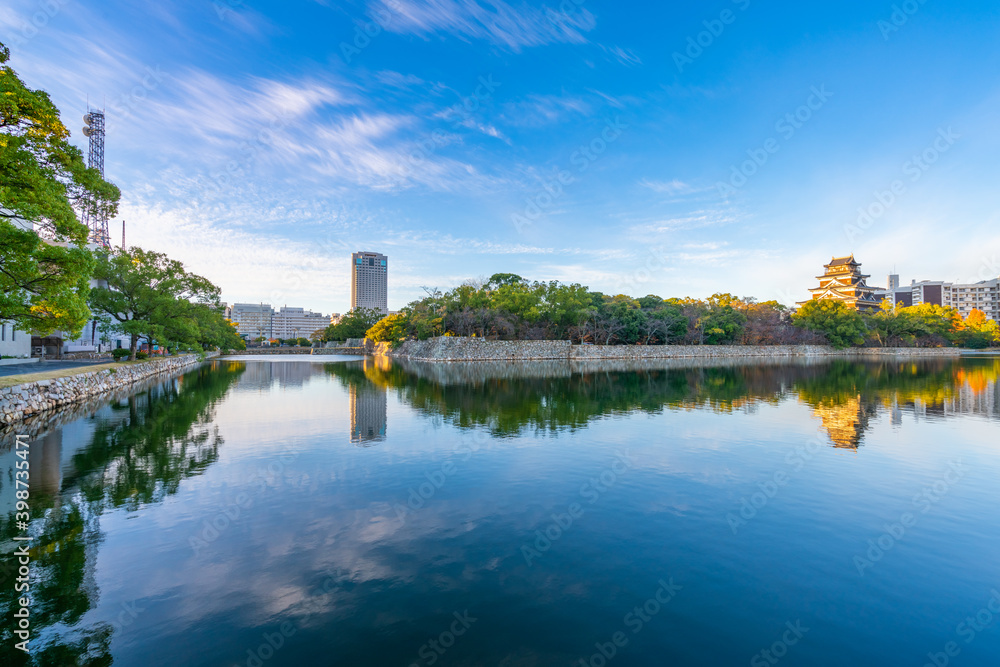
3, 0, 1000, 314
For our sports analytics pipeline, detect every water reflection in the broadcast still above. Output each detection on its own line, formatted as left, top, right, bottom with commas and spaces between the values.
320, 356, 1000, 449
0, 363, 244, 666
2, 355, 998, 665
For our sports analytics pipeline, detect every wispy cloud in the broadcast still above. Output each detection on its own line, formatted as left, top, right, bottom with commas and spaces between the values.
600, 44, 642, 66
372, 0, 597, 51
501, 93, 590, 126
638, 179, 697, 195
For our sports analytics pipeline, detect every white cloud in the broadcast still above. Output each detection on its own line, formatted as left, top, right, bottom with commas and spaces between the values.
371, 0, 596, 51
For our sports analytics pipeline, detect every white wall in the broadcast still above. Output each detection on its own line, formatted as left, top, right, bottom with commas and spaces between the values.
0, 322, 32, 358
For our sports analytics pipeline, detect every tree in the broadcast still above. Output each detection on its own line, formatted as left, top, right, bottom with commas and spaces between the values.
366, 312, 409, 343
89, 247, 219, 359
955, 309, 1000, 349
0, 41, 120, 336
322, 307, 384, 341
792, 299, 867, 349
699, 293, 746, 345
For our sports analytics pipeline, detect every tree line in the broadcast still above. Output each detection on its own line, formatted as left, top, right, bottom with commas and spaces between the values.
1, 41, 244, 359
355, 273, 999, 349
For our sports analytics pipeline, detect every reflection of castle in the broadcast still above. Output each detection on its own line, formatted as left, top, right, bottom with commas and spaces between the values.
812, 395, 878, 450
350, 384, 386, 445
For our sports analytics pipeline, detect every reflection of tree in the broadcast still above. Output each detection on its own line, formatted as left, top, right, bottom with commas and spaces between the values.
324, 357, 992, 446
0, 362, 243, 666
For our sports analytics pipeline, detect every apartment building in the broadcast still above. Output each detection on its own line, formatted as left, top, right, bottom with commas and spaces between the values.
875, 274, 1000, 321
230, 303, 329, 340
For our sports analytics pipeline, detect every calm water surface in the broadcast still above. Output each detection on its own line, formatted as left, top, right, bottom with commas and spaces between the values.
2, 355, 999, 666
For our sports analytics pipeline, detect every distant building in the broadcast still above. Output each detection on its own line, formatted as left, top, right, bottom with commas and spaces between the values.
945, 279, 1000, 320
0, 321, 31, 359
231, 303, 329, 340
272, 306, 329, 339
231, 303, 274, 339
874, 275, 1000, 321
351, 251, 388, 315
800, 255, 880, 312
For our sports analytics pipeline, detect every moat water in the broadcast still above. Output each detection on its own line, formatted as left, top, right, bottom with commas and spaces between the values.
2, 355, 999, 666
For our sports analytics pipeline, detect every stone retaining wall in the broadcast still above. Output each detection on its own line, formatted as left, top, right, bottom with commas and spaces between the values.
376, 337, 966, 362
226, 347, 313, 355
312, 346, 367, 356
0, 352, 218, 425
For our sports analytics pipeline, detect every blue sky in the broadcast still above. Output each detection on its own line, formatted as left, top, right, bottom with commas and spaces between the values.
4, 0, 999, 314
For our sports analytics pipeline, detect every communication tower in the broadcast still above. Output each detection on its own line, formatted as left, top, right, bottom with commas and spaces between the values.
82, 110, 111, 247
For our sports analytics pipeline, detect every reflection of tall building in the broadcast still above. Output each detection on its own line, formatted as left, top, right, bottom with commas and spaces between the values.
350, 384, 386, 445
812, 395, 877, 449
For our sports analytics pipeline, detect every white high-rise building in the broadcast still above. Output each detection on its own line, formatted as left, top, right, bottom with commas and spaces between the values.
351, 251, 388, 315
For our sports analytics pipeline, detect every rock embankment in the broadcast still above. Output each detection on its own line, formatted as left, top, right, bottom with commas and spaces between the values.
1, 353, 218, 425
374, 337, 966, 362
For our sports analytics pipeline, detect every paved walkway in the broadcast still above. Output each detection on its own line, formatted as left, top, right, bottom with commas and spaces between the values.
0, 359, 110, 378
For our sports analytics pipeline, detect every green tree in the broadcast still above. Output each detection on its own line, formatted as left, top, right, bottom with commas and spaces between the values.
323, 307, 385, 341
0, 41, 120, 336
699, 293, 747, 345
366, 312, 410, 343
792, 299, 867, 348
89, 247, 219, 359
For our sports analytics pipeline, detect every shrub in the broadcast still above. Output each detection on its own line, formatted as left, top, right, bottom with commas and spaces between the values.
136, 351, 149, 360
111, 349, 130, 360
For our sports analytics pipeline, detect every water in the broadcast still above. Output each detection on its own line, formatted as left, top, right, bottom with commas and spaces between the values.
2, 355, 999, 666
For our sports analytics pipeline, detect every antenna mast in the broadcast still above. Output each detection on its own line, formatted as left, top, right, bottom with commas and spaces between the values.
82, 108, 111, 247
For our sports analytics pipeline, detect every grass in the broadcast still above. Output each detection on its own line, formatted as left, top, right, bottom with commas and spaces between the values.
0, 357, 167, 389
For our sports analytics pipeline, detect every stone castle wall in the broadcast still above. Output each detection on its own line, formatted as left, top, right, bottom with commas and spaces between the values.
376, 337, 966, 362
1, 352, 218, 425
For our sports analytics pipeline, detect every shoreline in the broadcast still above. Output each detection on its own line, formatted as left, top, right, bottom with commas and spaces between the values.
0, 352, 218, 427
371, 338, 973, 362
